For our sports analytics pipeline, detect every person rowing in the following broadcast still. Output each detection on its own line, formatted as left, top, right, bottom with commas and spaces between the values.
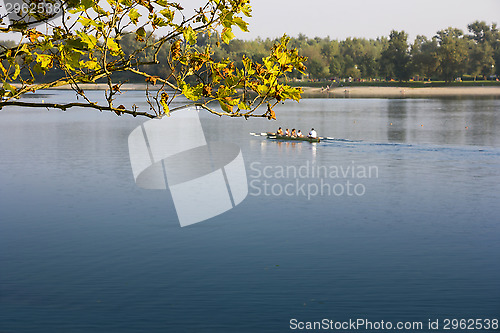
297, 130, 304, 137
285, 128, 290, 136
308, 128, 317, 138
291, 128, 297, 137
277, 127, 284, 135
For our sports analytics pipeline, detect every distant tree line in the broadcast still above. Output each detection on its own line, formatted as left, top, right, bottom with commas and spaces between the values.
3, 20, 499, 84
251, 21, 498, 83
209, 20, 500, 83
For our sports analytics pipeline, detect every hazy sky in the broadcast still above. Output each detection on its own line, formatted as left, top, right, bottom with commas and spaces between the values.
0, 0, 498, 42
233, 0, 500, 41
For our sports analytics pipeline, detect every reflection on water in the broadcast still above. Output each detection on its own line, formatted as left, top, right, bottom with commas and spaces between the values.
252, 97, 500, 147
0, 91, 499, 332
387, 100, 407, 142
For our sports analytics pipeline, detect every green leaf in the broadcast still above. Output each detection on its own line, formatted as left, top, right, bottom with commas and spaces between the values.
180, 82, 203, 101
219, 99, 233, 113
233, 17, 248, 32
81, 0, 94, 9
159, 8, 174, 21
152, 16, 168, 27
224, 73, 241, 88
3, 82, 17, 95
77, 31, 97, 49
217, 96, 239, 113
183, 26, 197, 45
66, 38, 87, 51
221, 28, 234, 44
222, 12, 233, 28
217, 84, 235, 98
135, 27, 146, 38
65, 52, 81, 70
33, 63, 44, 74
38, 40, 54, 52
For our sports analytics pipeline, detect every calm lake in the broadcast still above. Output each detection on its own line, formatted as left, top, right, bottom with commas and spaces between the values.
1, 91, 499, 332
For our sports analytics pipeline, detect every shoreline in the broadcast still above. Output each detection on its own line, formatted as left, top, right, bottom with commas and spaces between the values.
26, 83, 500, 98
300, 86, 500, 98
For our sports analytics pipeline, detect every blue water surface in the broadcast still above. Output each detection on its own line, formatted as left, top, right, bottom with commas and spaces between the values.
1, 92, 499, 332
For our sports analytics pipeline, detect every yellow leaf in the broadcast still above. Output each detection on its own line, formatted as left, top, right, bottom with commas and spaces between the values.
0, 62, 6, 76
36, 54, 52, 68
78, 17, 93, 26
160, 92, 170, 116
128, 8, 140, 24
106, 38, 121, 55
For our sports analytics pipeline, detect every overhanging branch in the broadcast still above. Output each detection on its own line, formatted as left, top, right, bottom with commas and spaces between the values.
0, 100, 157, 118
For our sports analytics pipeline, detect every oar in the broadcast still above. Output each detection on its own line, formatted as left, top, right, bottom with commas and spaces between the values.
249, 132, 273, 137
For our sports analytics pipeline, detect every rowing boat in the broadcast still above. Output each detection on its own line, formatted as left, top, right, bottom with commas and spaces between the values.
266, 132, 320, 143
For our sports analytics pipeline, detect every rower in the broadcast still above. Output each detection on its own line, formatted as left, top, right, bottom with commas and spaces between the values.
291, 128, 297, 137
277, 127, 284, 135
308, 128, 317, 138
297, 130, 304, 137
285, 128, 290, 136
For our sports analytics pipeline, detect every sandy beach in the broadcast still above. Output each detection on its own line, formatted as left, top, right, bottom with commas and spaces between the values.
301, 86, 500, 98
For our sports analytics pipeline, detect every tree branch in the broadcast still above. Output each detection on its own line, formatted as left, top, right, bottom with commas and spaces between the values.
0, 101, 156, 118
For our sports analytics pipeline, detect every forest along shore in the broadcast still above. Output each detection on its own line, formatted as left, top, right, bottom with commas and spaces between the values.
301, 86, 500, 98
37, 83, 500, 98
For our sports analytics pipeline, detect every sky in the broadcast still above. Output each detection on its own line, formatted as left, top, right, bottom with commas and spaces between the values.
0, 0, 498, 42
233, 0, 500, 41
